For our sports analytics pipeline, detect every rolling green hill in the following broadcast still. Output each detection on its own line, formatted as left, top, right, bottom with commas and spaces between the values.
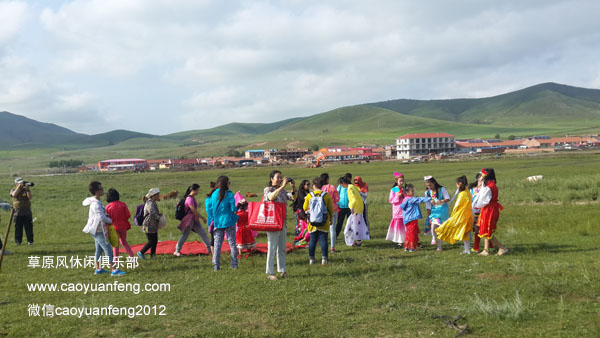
0, 112, 158, 150
367, 82, 600, 125
166, 117, 305, 140
2, 82, 600, 172
0, 111, 84, 148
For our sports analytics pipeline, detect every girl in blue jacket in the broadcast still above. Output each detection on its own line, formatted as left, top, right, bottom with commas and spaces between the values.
400, 184, 431, 252
207, 176, 238, 271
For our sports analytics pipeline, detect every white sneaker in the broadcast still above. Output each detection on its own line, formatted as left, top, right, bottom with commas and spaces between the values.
173, 251, 181, 257
460, 250, 470, 255
309, 258, 315, 265
321, 258, 328, 265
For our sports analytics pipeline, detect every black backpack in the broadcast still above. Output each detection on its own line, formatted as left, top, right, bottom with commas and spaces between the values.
175, 197, 187, 221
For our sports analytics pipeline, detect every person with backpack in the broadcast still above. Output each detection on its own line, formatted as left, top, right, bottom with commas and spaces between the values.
303, 177, 334, 265
174, 184, 212, 257
137, 188, 162, 260
292, 179, 311, 246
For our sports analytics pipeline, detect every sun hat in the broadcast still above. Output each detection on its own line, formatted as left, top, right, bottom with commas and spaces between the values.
146, 188, 160, 199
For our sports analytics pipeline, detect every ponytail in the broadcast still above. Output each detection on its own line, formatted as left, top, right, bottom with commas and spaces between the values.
216, 176, 229, 201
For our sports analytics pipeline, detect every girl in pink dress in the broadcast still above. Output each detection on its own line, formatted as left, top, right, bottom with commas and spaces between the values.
386, 173, 407, 249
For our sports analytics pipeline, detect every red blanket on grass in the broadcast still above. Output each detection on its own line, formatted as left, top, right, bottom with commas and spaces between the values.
129, 240, 306, 256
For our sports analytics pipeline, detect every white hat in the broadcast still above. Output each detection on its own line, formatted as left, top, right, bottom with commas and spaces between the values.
146, 188, 160, 198
15, 177, 24, 184
423, 175, 432, 181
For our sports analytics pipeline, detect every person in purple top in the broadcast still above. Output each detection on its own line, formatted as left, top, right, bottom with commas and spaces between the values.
174, 184, 212, 257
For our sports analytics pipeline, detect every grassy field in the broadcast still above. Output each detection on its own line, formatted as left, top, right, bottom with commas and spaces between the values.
0, 153, 599, 337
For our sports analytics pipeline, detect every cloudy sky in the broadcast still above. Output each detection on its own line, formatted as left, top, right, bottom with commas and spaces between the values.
1, 0, 600, 135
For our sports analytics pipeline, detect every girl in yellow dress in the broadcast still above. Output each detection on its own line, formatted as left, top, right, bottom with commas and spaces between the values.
435, 176, 473, 254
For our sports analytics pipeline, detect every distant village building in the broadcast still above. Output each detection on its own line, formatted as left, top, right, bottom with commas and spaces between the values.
316, 149, 362, 162
384, 145, 398, 159
171, 159, 202, 169
245, 150, 266, 159
97, 159, 148, 171
147, 159, 171, 170
312, 146, 385, 163
456, 139, 523, 153
522, 136, 589, 149
265, 149, 310, 162
396, 133, 456, 160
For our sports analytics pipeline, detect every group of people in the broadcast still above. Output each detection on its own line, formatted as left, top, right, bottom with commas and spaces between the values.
386, 168, 508, 256
78, 167, 507, 279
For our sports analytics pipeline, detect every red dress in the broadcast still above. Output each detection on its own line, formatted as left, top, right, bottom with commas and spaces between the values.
236, 210, 256, 249
478, 181, 503, 239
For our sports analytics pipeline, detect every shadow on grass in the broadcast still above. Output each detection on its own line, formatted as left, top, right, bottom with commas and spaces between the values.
509, 243, 597, 254
21, 248, 89, 255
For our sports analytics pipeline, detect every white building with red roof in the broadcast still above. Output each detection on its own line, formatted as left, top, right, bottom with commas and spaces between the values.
396, 133, 456, 159
97, 158, 148, 171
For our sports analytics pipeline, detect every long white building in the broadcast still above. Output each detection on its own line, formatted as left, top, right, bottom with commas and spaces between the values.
396, 133, 456, 159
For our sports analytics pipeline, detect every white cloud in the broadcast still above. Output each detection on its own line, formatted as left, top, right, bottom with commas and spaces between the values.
0, 1, 28, 44
0, 0, 599, 135
55, 92, 96, 111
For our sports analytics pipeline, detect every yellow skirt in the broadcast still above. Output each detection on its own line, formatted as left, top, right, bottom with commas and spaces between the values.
435, 214, 473, 244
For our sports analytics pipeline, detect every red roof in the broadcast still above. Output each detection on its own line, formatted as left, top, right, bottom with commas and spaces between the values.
147, 159, 169, 164
457, 140, 524, 148
494, 140, 525, 146
397, 133, 455, 139
321, 150, 362, 156
99, 158, 146, 163
456, 142, 489, 148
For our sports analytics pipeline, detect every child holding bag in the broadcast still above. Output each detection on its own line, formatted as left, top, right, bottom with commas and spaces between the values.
105, 188, 134, 259
82, 181, 126, 276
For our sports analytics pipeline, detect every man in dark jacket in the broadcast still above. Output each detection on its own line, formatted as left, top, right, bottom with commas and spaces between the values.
11, 178, 33, 245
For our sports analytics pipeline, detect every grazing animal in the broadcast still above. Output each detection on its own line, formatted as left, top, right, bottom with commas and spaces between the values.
526, 175, 543, 183
158, 190, 179, 201
245, 192, 258, 198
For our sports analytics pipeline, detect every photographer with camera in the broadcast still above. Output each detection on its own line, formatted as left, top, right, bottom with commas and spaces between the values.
10, 178, 34, 246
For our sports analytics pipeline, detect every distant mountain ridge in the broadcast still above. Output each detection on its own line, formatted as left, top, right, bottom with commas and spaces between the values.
0, 112, 155, 149
1, 82, 600, 151
366, 82, 600, 124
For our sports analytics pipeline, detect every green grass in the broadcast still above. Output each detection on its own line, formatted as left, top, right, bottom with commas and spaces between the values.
0, 153, 599, 337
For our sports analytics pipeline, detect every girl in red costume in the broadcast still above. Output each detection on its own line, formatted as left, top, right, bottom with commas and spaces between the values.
472, 168, 509, 256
